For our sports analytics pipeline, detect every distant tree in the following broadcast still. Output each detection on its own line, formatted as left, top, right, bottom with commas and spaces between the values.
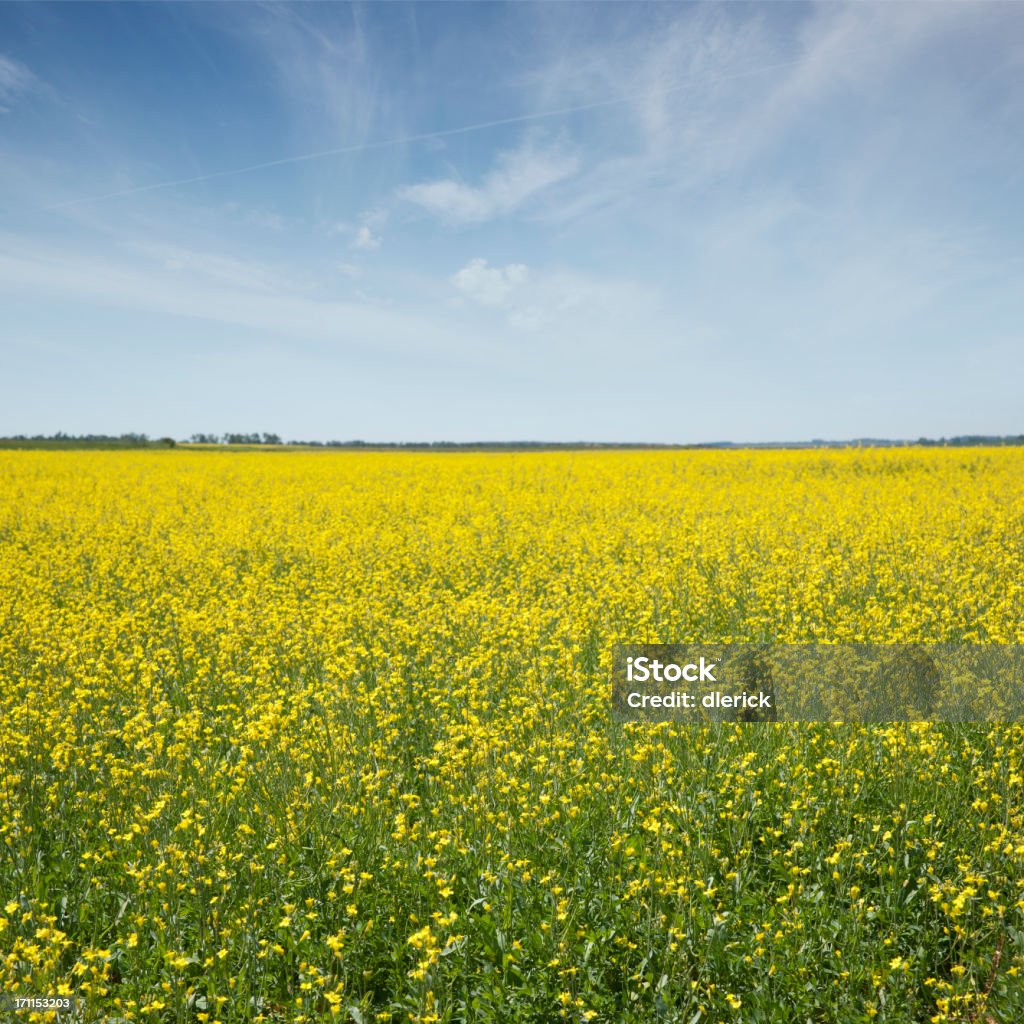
261, 433, 282, 445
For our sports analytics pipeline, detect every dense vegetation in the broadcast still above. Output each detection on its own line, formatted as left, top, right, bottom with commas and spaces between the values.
2, 448, 1023, 1022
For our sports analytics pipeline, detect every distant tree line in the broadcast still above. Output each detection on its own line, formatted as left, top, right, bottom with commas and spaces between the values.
5, 432, 153, 442
704, 435, 1024, 449
190, 433, 282, 445
191, 437, 692, 449
1, 432, 176, 447
912, 435, 1024, 447
4, 433, 1024, 450
195, 435, 1024, 449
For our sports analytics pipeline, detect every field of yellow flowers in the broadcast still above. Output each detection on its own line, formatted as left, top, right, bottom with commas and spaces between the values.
2, 447, 1024, 1023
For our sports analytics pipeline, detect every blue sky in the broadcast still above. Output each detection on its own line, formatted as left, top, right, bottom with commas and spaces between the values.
1, 2, 1022, 442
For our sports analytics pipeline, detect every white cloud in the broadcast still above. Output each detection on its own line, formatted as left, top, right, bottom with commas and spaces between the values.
451, 258, 529, 306
351, 225, 381, 250
0, 55, 35, 112
399, 138, 579, 224
401, 179, 489, 224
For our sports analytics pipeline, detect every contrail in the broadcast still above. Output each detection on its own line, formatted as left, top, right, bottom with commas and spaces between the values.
34, 50, 850, 214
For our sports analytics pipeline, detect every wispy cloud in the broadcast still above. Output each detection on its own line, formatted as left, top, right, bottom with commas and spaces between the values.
512, 2, 995, 227
399, 136, 579, 224
245, 5, 383, 151
0, 233, 478, 362
0, 54, 36, 112
129, 240, 303, 293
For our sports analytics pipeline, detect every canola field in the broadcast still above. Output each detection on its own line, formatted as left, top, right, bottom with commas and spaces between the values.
2, 447, 1024, 1024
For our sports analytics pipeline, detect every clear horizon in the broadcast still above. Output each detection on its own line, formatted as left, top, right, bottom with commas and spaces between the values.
2, 2, 1023, 443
